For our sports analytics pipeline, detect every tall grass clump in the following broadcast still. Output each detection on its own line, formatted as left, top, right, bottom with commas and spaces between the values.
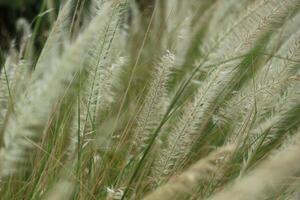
0, 0, 300, 199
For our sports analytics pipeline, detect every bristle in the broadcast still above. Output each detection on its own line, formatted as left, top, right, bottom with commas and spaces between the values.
0, 0, 300, 199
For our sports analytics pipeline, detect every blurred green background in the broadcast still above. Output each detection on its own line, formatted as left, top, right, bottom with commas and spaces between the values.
1, 0, 41, 48
0, 0, 60, 65
0, 0, 35, 8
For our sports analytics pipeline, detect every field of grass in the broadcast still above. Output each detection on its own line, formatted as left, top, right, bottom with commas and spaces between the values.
0, 0, 300, 199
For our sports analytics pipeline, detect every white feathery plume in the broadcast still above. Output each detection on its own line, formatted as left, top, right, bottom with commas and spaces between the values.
220, 23, 300, 143
209, 129, 300, 200
238, 81, 300, 176
67, 2, 126, 157
133, 50, 175, 153
203, 0, 298, 66
0, 2, 113, 177
250, 82, 300, 146
154, 0, 300, 183
0, 49, 18, 131
35, 0, 72, 72
206, 0, 249, 42
144, 145, 235, 200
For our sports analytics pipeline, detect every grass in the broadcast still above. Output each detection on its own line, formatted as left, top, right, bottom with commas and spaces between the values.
0, 0, 300, 199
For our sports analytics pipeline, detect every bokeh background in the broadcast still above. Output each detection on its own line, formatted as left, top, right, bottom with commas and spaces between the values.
0, 0, 61, 66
